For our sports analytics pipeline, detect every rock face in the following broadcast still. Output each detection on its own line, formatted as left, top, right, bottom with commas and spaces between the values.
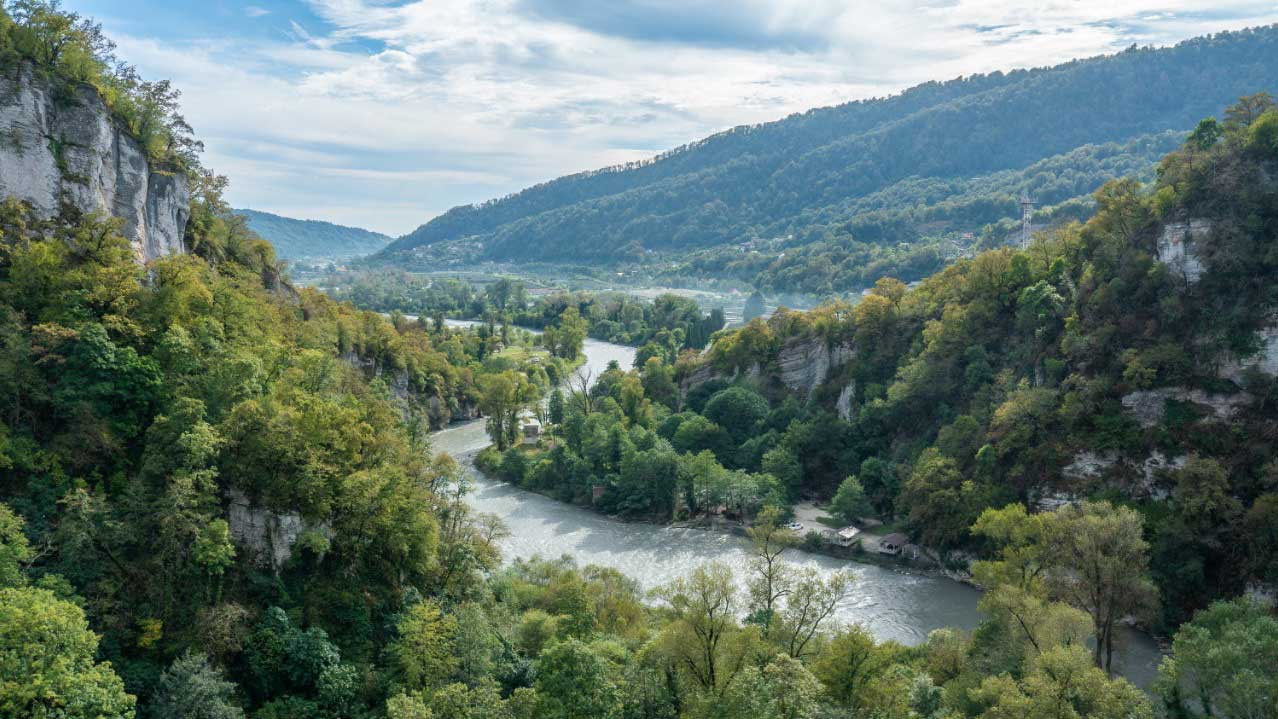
835, 382, 856, 420
776, 337, 855, 396
1062, 449, 1182, 499
1156, 218, 1210, 284
227, 489, 330, 572
680, 336, 855, 403
1120, 387, 1249, 428
0, 63, 190, 263
1219, 314, 1278, 382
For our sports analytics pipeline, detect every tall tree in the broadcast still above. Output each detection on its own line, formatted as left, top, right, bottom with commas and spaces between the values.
1041, 502, 1157, 674
655, 563, 748, 692
745, 507, 796, 631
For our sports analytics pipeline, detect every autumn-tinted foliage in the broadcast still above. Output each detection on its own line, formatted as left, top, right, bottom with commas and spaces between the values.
690, 97, 1278, 628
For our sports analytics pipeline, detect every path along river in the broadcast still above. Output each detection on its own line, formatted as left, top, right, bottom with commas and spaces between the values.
430, 323, 1163, 686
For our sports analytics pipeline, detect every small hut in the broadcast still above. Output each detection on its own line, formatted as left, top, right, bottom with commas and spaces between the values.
835, 526, 862, 548
878, 533, 909, 556
520, 415, 542, 445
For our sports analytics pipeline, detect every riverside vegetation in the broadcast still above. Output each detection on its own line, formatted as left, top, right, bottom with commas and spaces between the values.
1, 3, 1277, 719
329, 274, 727, 358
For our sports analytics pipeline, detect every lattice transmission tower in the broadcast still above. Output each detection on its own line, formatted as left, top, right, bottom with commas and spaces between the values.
1019, 194, 1036, 249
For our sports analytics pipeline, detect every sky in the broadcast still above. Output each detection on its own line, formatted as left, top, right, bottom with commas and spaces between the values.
65, 1, 1278, 236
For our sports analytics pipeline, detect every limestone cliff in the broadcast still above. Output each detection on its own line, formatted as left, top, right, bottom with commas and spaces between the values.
0, 62, 189, 263
227, 489, 331, 572
681, 334, 855, 404
1151, 217, 1278, 382
775, 336, 855, 397
1155, 218, 1210, 284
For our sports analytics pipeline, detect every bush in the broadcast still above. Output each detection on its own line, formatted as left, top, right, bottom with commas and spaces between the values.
499, 447, 531, 483
475, 446, 503, 475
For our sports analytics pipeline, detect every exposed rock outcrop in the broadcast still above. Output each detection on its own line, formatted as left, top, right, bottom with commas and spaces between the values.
1218, 314, 1278, 382
835, 382, 856, 420
1156, 218, 1210, 284
226, 489, 331, 572
1062, 450, 1119, 482
679, 358, 761, 397
680, 336, 855, 403
0, 62, 189, 263
1062, 449, 1182, 499
776, 337, 855, 396
1120, 386, 1249, 427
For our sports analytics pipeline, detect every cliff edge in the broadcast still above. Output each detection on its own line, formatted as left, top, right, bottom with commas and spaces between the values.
0, 62, 189, 263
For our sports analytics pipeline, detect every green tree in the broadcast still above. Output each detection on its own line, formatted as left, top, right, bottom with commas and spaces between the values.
718, 654, 824, 719
0, 503, 31, 588
900, 449, 982, 550
533, 639, 620, 719
548, 388, 565, 425
552, 307, 588, 360
479, 370, 535, 451
702, 387, 768, 443
0, 586, 135, 719
969, 645, 1152, 719
671, 415, 733, 461
811, 626, 902, 712
1155, 598, 1278, 719
152, 652, 245, 719
745, 508, 796, 630
857, 458, 898, 515
639, 357, 677, 410
760, 446, 803, 499
830, 476, 869, 525
774, 568, 854, 658
1187, 116, 1222, 150
1042, 502, 1156, 674
391, 599, 459, 691
655, 563, 748, 692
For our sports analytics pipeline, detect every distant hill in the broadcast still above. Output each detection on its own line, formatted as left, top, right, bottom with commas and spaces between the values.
378, 26, 1278, 282
237, 209, 391, 261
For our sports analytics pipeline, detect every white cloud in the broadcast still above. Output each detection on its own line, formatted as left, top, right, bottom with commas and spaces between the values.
244, 5, 270, 18
100, 1, 1278, 234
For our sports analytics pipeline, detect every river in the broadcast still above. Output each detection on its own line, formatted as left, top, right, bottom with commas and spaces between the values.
431, 324, 1164, 685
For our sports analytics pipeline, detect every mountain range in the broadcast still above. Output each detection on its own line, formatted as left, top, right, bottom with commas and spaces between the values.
373, 26, 1278, 292
237, 208, 392, 262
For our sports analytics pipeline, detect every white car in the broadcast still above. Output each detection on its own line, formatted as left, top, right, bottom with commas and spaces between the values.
786, 521, 805, 531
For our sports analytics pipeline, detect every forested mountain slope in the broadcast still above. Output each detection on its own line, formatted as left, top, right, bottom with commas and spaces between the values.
381, 26, 1278, 271
237, 208, 391, 261
3, 5, 1277, 718
679, 98, 1278, 628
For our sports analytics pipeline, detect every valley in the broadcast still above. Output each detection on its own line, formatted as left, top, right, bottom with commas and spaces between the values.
1, 3, 1276, 718
430, 331, 1166, 688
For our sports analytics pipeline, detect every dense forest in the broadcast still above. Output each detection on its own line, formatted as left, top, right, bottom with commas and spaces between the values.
236, 209, 391, 262
3, 3, 1278, 718
377, 28, 1278, 285
671, 97, 1278, 633
659, 133, 1183, 295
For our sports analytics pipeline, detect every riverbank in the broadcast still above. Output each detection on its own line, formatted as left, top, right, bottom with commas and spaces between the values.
474, 455, 976, 584
428, 329, 1165, 686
